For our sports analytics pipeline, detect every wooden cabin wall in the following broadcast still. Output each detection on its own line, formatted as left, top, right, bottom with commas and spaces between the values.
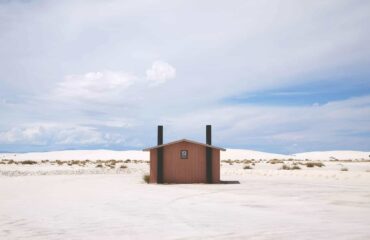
149, 142, 220, 183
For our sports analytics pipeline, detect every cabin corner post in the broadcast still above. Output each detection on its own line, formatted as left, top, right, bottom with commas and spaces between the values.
157, 147, 164, 183
157, 125, 164, 183
206, 125, 213, 183
206, 147, 212, 183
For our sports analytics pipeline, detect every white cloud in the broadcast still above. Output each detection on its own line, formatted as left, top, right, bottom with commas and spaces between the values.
1, 94, 370, 152
146, 61, 176, 86
55, 71, 137, 102
160, 96, 370, 153
53, 126, 122, 145
0, 126, 44, 144
0, 124, 126, 146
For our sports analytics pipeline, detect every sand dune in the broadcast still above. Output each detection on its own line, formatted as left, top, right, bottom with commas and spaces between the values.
223, 149, 370, 160
292, 151, 370, 160
1, 149, 369, 161
0, 150, 148, 161
221, 149, 289, 160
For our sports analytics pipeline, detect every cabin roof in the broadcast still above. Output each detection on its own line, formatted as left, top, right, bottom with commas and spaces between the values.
142, 139, 226, 151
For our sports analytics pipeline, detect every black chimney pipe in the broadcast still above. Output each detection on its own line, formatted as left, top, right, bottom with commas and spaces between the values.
157, 125, 164, 183
206, 125, 212, 145
157, 125, 163, 145
206, 125, 212, 183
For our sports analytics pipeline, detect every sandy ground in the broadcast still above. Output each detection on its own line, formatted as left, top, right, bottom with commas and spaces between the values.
1, 161, 370, 240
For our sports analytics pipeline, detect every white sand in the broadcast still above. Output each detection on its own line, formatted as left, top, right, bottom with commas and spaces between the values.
1, 160, 370, 239
1, 149, 369, 161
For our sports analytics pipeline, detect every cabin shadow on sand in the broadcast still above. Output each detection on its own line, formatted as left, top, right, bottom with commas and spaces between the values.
220, 180, 240, 184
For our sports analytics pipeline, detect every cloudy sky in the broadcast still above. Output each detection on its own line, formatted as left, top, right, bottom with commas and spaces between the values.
0, 0, 370, 153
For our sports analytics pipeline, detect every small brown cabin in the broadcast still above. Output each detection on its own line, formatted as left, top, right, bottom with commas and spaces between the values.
143, 125, 226, 184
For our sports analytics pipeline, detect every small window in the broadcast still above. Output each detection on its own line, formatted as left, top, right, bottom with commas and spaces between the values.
180, 150, 188, 159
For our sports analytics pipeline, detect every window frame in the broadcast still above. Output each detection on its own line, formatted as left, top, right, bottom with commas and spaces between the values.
180, 150, 188, 159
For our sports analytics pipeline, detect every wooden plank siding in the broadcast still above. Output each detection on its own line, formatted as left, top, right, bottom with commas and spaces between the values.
149, 141, 220, 184
149, 149, 157, 183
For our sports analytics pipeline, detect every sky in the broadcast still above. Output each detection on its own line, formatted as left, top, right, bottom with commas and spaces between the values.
0, 0, 370, 153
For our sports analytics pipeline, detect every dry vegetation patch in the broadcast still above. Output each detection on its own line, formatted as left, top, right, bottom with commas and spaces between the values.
222, 160, 234, 165
20, 160, 38, 165
7, 160, 15, 164
305, 162, 325, 168
222, 159, 258, 165
243, 165, 253, 169
280, 164, 301, 170
143, 174, 150, 183
120, 165, 127, 169
268, 159, 284, 164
